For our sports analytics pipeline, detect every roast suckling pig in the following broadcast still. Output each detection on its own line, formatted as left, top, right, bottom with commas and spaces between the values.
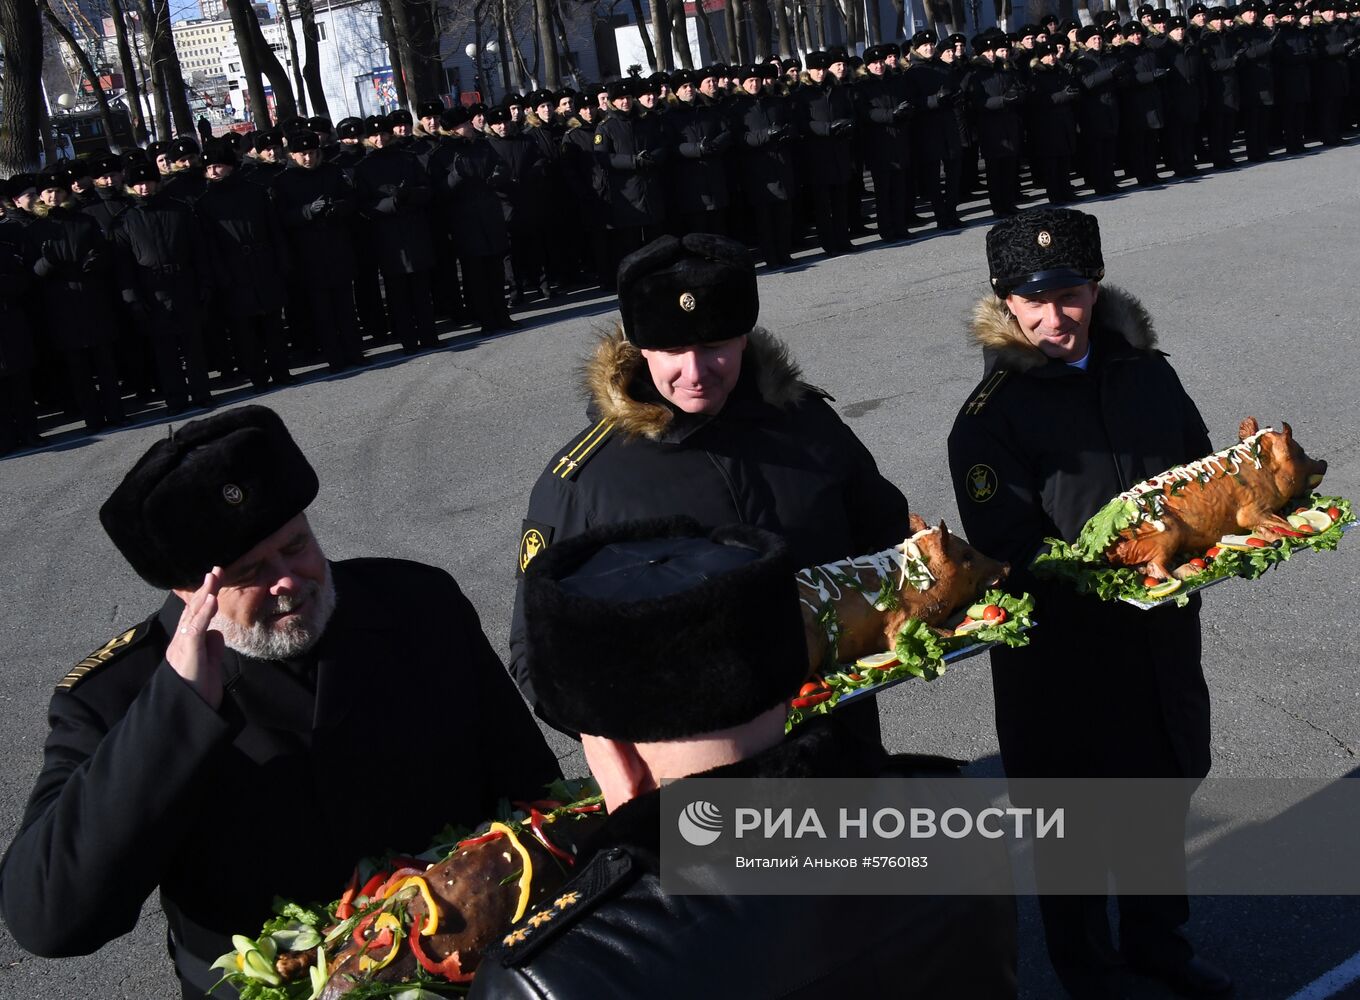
797, 513, 1010, 670
1097, 417, 1328, 580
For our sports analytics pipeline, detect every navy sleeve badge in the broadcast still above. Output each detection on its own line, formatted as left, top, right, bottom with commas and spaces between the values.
58, 621, 154, 692
517, 520, 555, 577
964, 463, 999, 503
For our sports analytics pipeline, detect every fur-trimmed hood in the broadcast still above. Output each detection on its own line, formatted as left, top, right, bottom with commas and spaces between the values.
968, 284, 1157, 372
584, 325, 808, 441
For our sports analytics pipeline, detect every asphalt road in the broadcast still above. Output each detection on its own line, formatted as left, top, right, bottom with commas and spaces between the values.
2, 144, 1358, 999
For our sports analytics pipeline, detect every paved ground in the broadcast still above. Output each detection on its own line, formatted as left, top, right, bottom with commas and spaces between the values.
2, 143, 1359, 999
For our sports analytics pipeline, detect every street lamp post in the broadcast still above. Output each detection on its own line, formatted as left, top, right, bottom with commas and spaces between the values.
464, 39, 498, 103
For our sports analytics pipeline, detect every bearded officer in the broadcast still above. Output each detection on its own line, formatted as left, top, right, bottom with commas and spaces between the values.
0, 405, 559, 1000
508, 234, 912, 744
946, 209, 1231, 1000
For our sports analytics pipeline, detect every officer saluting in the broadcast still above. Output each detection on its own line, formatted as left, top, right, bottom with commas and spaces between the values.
0, 405, 558, 999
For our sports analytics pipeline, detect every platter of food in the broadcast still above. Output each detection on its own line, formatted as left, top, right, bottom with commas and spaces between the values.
788, 514, 1035, 730
212, 780, 604, 1000
1031, 417, 1353, 610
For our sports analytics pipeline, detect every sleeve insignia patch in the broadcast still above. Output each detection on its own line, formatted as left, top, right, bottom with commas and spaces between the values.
593, 133, 604, 145
966, 464, 999, 504
517, 520, 555, 577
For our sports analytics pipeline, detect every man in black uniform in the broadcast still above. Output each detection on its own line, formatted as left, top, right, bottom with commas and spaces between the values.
969, 32, 1027, 214
0, 212, 39, 453
1199, 7, 1242, 169
594, 80, 670, 286
905, 31, 965, 230
1071, 26, 1125, 195
947, 209, 1231, 1000
667, 68, 734, 237
1237, 0, 1279, 161
795, 50, 857, 254
856, 44, 915, 241
0, 405, 559, 1000
272, 130, 367, 371
729, 63, 799, 266
472, 518, 1017, 999
508, 234, 912, 743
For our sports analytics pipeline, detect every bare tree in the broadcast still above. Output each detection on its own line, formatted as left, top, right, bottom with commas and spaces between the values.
671, 3, 693, 68
751, 0, 773, 57
294, 0, 330, 117
651, 0, 673, 70
549, 0, 581, 86
108, 0, 148, 143
697, 1, 728, 61
224, 0, 271, 123
240, 0, 299, 119
772, 0, 793, 58
134, 0, 193, 134
534, 0, 560, 85
0, 0, 43, 172
730, 0, 749, 61
628, 0, 658, 69
276, 0, 309, 116
40, 0, 124, 151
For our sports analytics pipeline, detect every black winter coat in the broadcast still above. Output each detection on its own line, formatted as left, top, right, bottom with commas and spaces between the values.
1273, 22, 1314, 102
110, 191, 210, 336
159, 167, 208, 205
1025, 62, 1081, 155
1199, 28, 1243, 111
594, 108, 670, 228
82, 187, 132, 235
430, 136, 511, 258
353, 145, 434, 273
905, 56, 965, 160
0, 559, 560, 999
508, 328, 912, 711
1312, 22, 1351, 97
560, 119, 609, 221
485, 129, 550, 224
1237, 23, 1278, 106
23, 205, 116, 351
728, 91, 799, 203
795, 78, 857, 185
967, 58, 1027, 156
947, 288, 1213, 781
1073, 49, 1125, 138
470, 721, 1018, 1000
0, 222, 35, 373
194, 174, 290, 317
1119, 44, 1167, 129
270, 162, 358, 282
855, 70, 914, 170
666, 94, 733, 212
1160, 38, 1205, 124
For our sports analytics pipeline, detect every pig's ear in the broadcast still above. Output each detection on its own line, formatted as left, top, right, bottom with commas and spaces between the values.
1280, 421, 1293, 441
937, 520, 951, 537
1238, 416, 1259, 441
908, 512, 928, 534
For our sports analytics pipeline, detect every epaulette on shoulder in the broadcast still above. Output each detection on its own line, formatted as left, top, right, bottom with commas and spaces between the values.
498, 849, 634, 967
57, 621, 155, 692
550, 419, 616, 481
963, 369, 1011, 417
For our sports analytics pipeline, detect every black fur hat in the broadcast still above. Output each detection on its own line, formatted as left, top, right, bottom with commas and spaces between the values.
337, 117, 364, 140
123, 162, 160, 186
168, 136, 200, 161
986, 207, 1104, 298
202, 139, 237, 167
441, 106, 471, 129
100, 405, 320, 589
617, 234, 758, 349
388, 108, 413, 127
523, 518, 808, 741
286, 130, 320, 152
417, 99, 445, 118
606, 78, 634, 100
805, 50, 831, 70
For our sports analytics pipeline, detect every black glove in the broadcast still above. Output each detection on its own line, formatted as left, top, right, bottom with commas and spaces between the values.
488, 164, 509, 186
893, 100, 914, 117
1003, 88, 1023, 103
392, 183, 408, 206
767, 123, 786, 140
307, 195, 328, 218
699, 137, 714, 156
634, 150, 655, 168
830, 118, 853, 136
1153, 67, 1170, 80
80, 248, 103, 273
1064, 84, 1083, 98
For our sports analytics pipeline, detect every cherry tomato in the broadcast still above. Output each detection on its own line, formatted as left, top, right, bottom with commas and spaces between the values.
1187, 558, 1207, 570
982, 604, 1003, 622
1246, 537, 1269, 548
1143, 575, 1161, 588
1205, 546, 1221, 559
1327, 507, 1342, 520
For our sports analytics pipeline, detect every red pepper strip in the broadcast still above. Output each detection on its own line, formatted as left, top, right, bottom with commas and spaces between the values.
529, 809, 575, 865
408, 931, 475, 984
364, 926, 394, 956
358, 871, 388, 901
791, 690, 833, 710
335, 867, 360, 921
567, 803, 602, 814
457, 830, 505, 850
351, 912, 376, 948
1269, 526, 1306, 538
376, 867, 426, 900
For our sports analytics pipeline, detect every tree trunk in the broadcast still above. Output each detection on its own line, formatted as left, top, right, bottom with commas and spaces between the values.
751, 0, 772, 58
134, 2, 170, 137
550, 0, 581, 86
651, 0, 674, 70
0, 0, 43, 172
242, 0, 299, 118
773, 0, 793, 58
108, 0, 148, 143
40, 0, 124, 152
373, 0, 408, 108
672, 2, 693, 67
697, 1, 728, 62
629, 0, 658, 69
383, 0, 418, 104
224, 0, 270, 124
886, 0, 904, 38
864, 0, 880, 42
137, 0, 193, 134
730, 0, 749, 61
276, 0, 308, 116
530, 0, 557, 86
498, 0, 521, 92
295, 0, 330, 117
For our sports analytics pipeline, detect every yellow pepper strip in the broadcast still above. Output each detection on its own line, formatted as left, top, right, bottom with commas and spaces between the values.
489, 822, 534, 923
394, 876, 440, 936
357, 913, 402, 973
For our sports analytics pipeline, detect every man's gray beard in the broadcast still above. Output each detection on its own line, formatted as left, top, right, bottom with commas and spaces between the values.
212, 563, 337, 661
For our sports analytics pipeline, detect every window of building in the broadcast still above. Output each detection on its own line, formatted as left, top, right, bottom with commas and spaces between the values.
316, 22, 326, 39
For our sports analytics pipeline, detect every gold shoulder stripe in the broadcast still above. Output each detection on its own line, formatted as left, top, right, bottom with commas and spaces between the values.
554, 421, 615, 480
965, 370, 1009, 416
57, 622, 151, 692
